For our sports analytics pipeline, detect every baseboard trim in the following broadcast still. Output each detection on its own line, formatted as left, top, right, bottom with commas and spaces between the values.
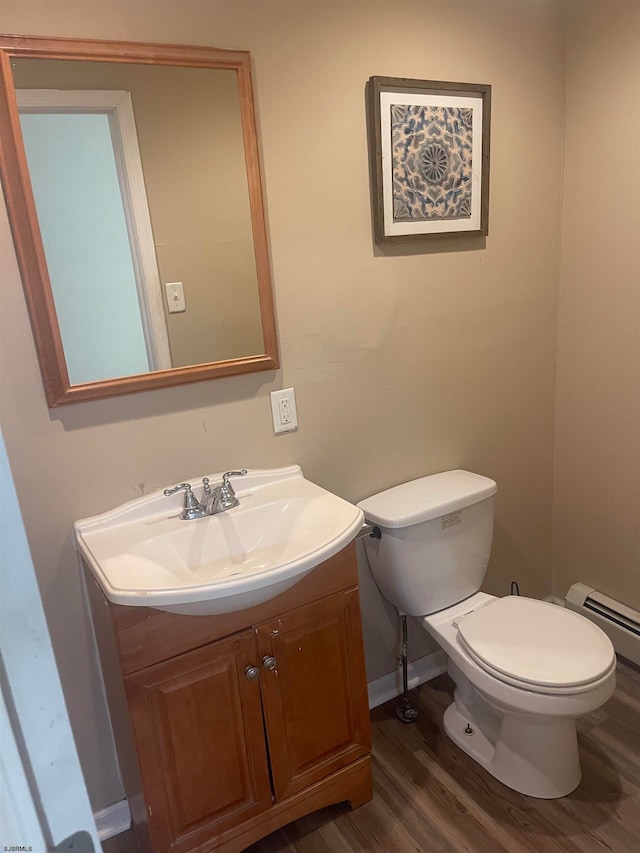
94, 798, 131, 841
367, 649, 448, 709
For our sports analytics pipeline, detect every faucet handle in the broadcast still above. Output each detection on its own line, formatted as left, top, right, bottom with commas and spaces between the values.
163, 482, 192, 496
218, 469, 248, 509
163, 483, 205, 520
221, 469, 248, 490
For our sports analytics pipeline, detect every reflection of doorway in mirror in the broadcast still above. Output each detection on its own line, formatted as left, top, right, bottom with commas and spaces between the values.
17, 90, 171, 384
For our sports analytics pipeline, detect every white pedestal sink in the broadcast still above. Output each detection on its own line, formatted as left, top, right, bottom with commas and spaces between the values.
75, 465, 364, 615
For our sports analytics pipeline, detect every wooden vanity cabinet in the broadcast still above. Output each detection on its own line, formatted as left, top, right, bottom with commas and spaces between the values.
125, 630, 273, 850
89, 542, 372, 853
255, 588, 369, 802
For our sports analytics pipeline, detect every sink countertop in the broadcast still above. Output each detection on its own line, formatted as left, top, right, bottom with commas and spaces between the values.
75, 465, 364, 615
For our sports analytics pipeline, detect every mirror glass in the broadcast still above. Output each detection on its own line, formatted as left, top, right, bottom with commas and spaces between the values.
0, 38, 278, 405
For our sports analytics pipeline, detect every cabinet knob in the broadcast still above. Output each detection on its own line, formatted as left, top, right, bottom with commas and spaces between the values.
262, 655, 277, 671
245, 665, 260, 680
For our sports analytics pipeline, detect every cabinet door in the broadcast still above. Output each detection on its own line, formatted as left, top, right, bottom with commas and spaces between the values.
125, 630, 271, 852
256, 588, 372, 800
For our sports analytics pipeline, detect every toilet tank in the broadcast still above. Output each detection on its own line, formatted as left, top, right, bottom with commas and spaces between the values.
358, 470, 497, 616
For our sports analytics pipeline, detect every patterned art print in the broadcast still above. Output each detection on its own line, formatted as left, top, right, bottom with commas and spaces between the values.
391, 104, 473, 222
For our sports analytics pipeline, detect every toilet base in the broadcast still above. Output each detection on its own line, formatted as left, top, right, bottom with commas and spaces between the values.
443, 699, 582, 799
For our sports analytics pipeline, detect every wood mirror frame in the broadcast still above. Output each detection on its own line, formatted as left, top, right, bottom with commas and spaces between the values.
0, 34, 279, 406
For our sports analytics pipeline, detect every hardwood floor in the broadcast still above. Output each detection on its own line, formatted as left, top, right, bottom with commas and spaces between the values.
103, 659, 640, 853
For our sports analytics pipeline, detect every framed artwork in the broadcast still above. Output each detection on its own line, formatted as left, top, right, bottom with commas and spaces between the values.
368, 77, 491, 243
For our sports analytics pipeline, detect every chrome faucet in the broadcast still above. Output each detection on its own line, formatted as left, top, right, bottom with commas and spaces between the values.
201, 478, 220, 516
162, 483, 204, 521
217, 470, 248, 510
164, 469, 248, 520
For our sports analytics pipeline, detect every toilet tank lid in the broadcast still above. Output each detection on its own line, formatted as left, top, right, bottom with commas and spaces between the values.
357, 470, 497, 528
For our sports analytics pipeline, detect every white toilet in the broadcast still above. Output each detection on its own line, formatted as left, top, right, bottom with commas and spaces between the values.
358, 470, 616, 799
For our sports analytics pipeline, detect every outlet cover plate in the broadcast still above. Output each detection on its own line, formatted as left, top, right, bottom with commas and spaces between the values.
270, 388, 298, 434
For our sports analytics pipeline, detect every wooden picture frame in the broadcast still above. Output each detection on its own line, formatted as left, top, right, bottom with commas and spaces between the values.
0, 34, 279, 406
368, 76, 491, 244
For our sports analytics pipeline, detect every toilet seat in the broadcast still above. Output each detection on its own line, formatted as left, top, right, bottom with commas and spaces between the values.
456, 596, 616, 695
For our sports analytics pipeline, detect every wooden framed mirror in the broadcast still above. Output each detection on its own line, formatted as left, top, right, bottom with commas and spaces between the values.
0, 35, 279, 406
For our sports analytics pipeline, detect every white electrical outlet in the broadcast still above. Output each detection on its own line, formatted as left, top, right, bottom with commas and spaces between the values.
279, 397, 291, 424
270, 388, 298, 434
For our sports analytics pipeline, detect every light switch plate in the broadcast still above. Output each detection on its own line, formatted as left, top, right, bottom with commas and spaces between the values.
165, 281, 186, 313
270, 388, 298, 434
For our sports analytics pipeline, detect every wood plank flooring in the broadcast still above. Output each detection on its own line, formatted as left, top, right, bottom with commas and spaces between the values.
103, 659, 640, 853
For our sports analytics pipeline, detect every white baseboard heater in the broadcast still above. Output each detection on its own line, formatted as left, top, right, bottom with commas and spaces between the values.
565, 583, 640, 668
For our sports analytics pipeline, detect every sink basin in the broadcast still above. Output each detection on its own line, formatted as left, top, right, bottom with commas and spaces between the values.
75, 466, 364, 615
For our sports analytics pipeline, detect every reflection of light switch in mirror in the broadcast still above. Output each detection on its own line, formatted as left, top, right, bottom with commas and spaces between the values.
165, 281, 186, 313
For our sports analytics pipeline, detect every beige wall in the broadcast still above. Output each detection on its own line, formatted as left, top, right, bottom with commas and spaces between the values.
0, 0, 563, 809
553, 0, 640, 609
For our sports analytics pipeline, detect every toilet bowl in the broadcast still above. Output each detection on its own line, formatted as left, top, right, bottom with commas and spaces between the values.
422, 592, 616, 798
358, 470, 616, 799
